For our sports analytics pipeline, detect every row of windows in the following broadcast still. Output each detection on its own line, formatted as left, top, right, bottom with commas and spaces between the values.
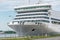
19, 20, 49, 23
16, 13, 48, 17
15, 16, 49, 19
15, 16, 60, 22
13, 20, 60, 24
51, 18, 60, 21
17, 10, 48, 13
52, 21, 60, 24
15, 6, 51, 10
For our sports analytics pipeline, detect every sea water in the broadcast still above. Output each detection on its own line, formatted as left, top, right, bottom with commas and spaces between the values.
0, 33, 18, 37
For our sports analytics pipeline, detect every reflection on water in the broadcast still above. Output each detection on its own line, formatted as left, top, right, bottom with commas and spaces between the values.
0, 34, 18, 37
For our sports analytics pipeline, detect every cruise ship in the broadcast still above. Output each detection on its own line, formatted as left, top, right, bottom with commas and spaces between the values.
8, 3, 60, 36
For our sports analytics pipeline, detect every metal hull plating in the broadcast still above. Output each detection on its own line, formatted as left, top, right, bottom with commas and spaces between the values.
8, 23, 60, 36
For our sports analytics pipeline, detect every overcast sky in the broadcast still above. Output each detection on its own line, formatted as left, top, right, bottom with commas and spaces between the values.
0, 0, 60, 31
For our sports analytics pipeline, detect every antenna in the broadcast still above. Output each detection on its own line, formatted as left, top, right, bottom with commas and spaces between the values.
37, 0, 42, 4
28, 0, 30, 4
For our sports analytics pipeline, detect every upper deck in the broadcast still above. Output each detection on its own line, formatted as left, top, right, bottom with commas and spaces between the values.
14, 3, 51, 9
14, 4, 51, 10
14, 3, 51, 13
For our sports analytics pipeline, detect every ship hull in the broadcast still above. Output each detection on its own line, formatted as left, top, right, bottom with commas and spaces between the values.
8, 23, 60, 36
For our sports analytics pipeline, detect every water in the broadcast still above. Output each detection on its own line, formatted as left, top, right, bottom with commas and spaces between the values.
0, 33, 18, 37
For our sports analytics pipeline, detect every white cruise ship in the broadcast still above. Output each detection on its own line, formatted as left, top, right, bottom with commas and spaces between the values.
8, 3, 60, 36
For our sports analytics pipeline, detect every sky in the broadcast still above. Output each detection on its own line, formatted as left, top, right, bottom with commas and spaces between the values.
0, 0, 60, 31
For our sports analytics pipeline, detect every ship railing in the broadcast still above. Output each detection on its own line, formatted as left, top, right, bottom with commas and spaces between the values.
7, 21, 20, 25
8, 21, 46, 25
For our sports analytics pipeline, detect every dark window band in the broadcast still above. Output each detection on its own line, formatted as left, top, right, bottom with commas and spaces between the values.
51, 18, 60, 21
17, 10, 48, 13
52, 21, 60, 24
16, 13, 48, 17
15, 16, 49, 19
20, 20, 49, 23
15, 6, 51, 10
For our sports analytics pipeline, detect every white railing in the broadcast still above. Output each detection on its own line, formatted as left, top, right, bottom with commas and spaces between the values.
8, 22, 20, 25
